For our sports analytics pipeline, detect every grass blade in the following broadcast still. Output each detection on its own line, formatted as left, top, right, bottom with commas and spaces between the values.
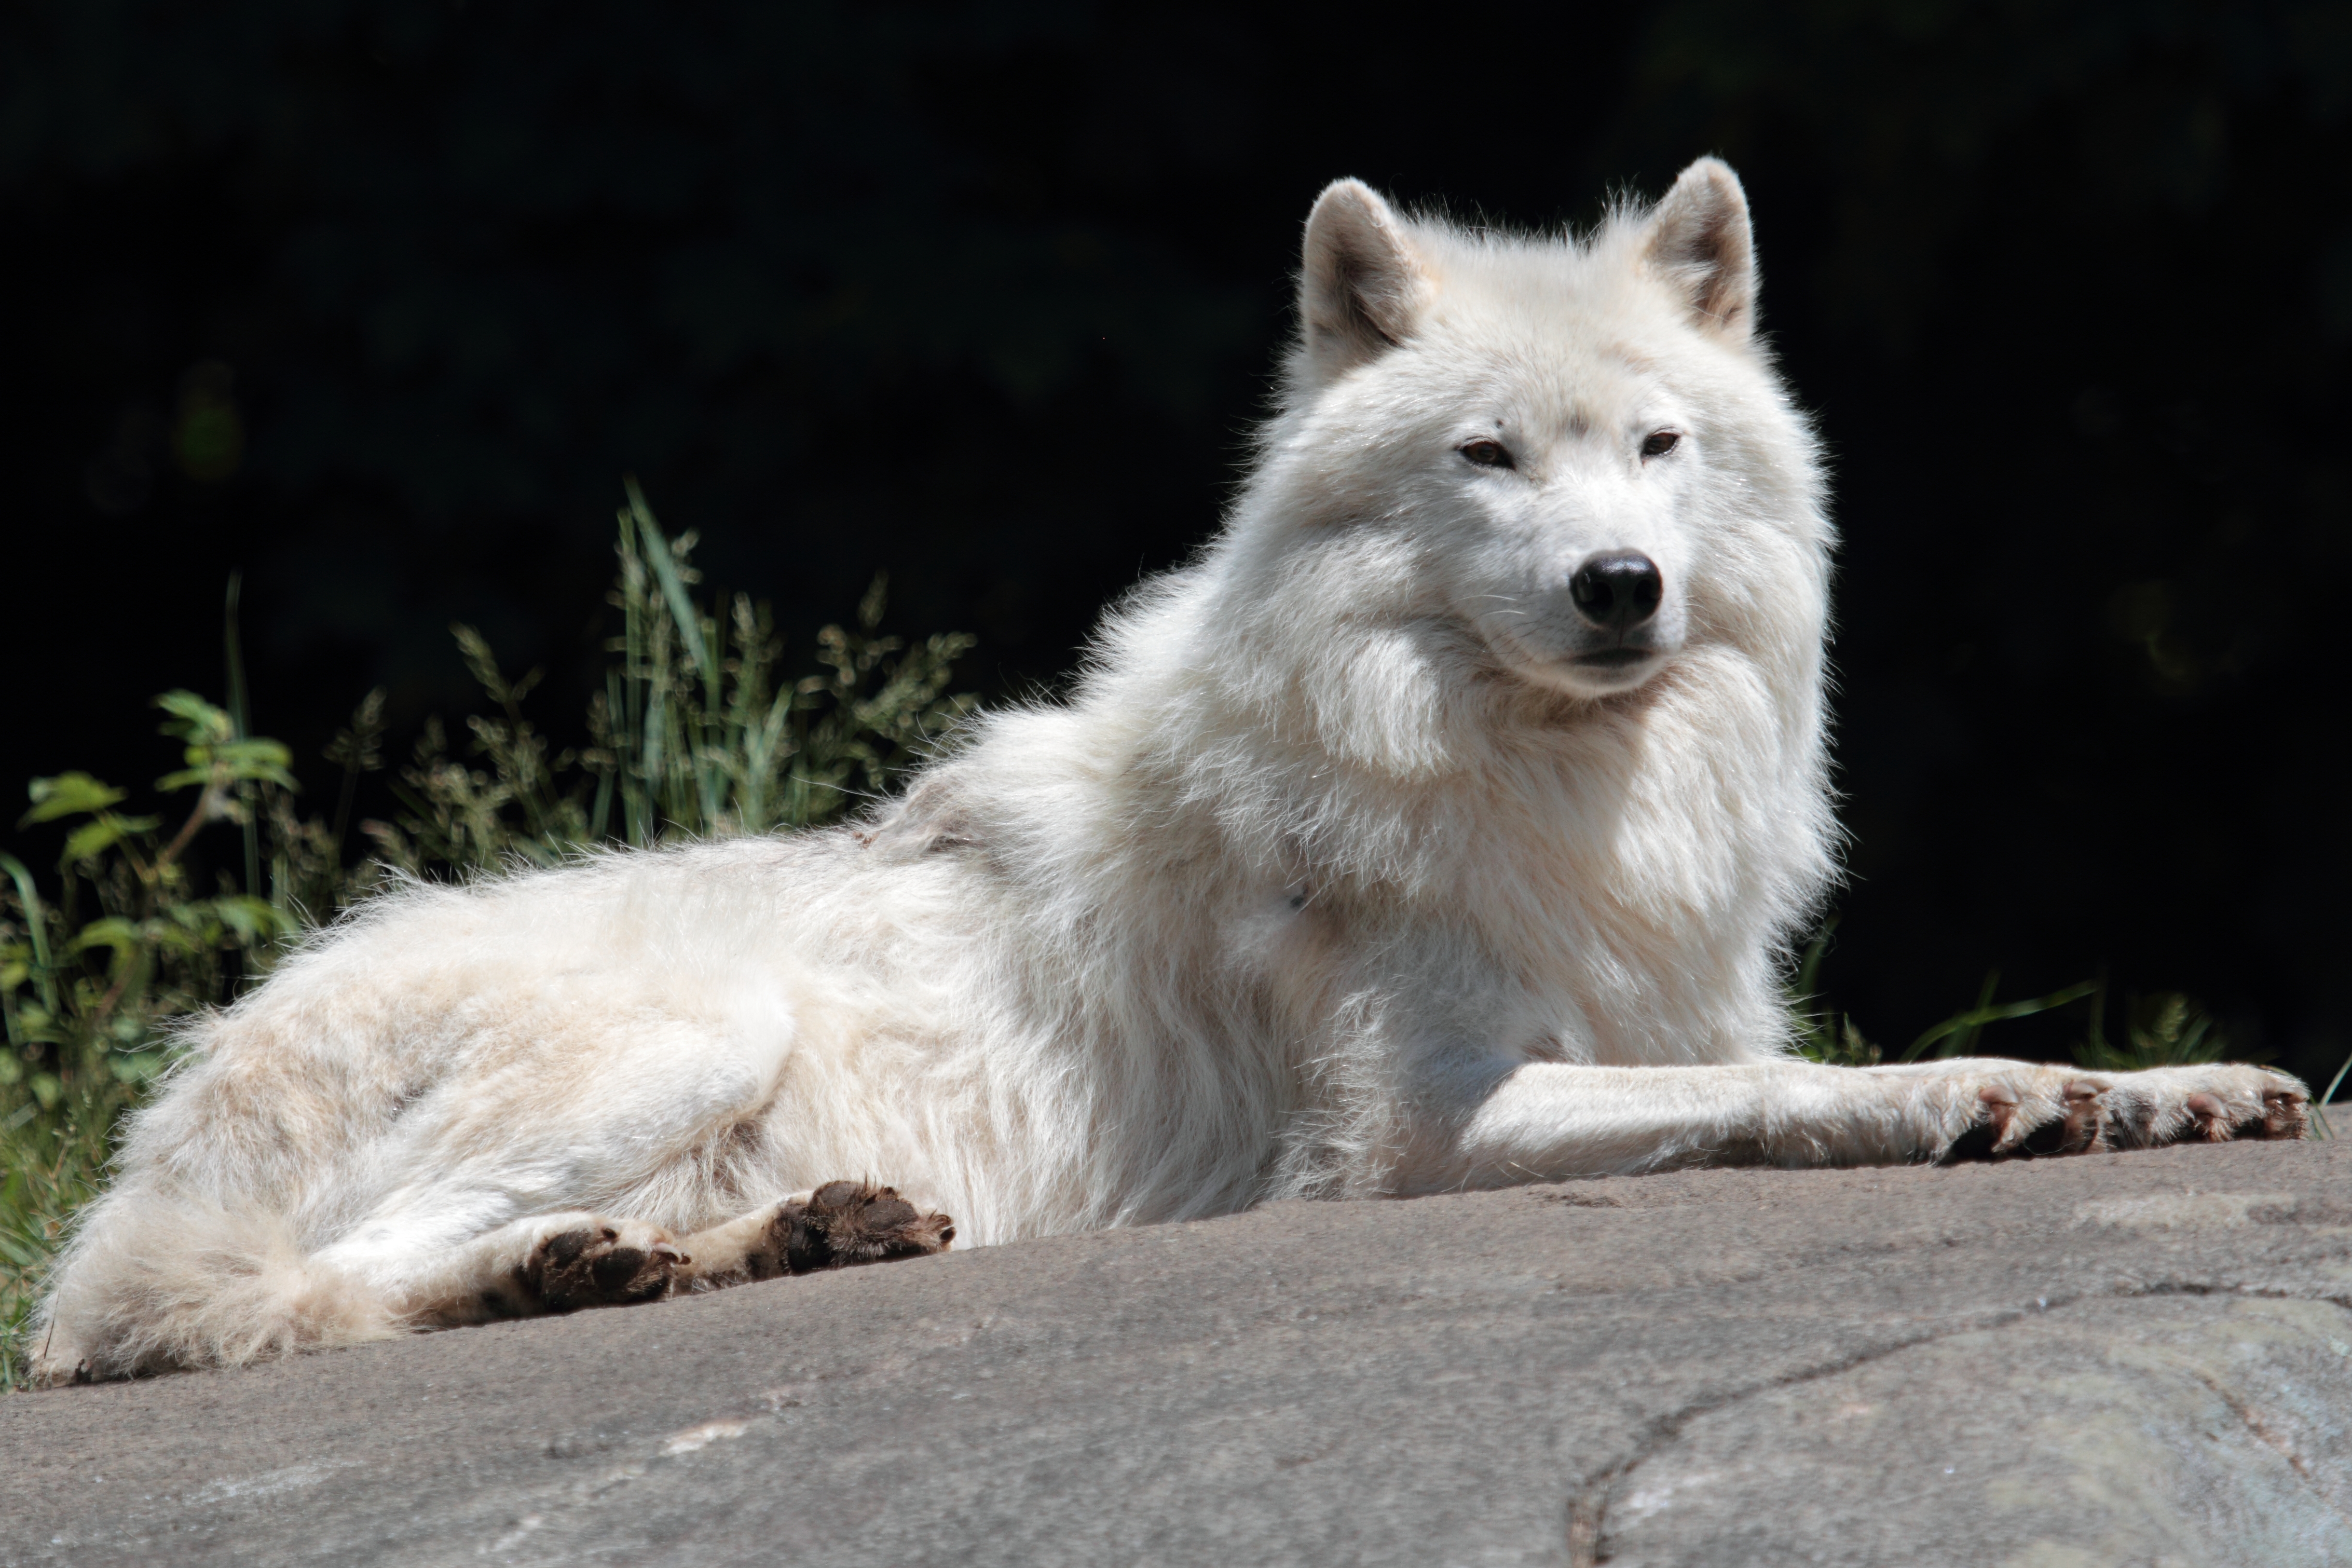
1901, 979, 2097, 1063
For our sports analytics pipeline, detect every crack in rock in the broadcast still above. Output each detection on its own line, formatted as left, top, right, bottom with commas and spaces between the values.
1562, 1282, 2352, 1567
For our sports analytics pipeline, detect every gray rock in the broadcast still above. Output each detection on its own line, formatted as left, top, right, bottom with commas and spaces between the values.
6, 1141, 2350, 1567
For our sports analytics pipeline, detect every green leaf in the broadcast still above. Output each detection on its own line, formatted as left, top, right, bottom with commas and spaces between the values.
20, 772, 126, 826
59, 817, 126, 863
146, 920, 207, 955
59, 813, 160, 863
217, 738, 299, 789
154, 690, 234, 745
156, 731, 299, 793
68, 917, 142, 957
205, 896, 297, 943
0, 852, 56, 1013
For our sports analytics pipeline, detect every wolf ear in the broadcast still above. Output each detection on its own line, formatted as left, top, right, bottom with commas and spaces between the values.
1641, 158, 1757, 342
1299, 179, 1430, 381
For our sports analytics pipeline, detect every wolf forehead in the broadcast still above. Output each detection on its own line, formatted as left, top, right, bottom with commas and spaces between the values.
1286, 159, 1767, 416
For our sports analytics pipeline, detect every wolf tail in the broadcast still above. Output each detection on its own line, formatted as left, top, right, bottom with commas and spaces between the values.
28, 1186, 399, 1383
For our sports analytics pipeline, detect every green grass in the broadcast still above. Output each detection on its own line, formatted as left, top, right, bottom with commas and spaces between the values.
0, 483, 972, 1386
1785, 918, 2338, 1135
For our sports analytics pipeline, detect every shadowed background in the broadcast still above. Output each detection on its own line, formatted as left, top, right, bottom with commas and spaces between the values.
2, 1, 2346, 1077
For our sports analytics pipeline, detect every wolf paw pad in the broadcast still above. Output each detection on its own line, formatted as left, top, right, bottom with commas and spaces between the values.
524, 1219, 688, 1312
777, 1181, 956, 1274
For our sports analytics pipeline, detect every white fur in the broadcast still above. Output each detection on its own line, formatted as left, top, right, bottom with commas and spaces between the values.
33, 160, 2304, 1381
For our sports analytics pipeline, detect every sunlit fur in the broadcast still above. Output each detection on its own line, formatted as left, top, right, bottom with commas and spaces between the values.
34, 159, 2303, 1382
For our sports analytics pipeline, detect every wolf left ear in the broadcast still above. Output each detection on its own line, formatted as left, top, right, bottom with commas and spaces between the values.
1299, 179, 1431, 381
1641, 158, 1757, 342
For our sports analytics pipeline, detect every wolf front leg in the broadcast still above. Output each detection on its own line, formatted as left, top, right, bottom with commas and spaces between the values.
1409, 1058, 2308, 1190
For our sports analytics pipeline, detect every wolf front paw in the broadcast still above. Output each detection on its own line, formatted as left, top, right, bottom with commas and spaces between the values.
1935, 1064, 2309, 1162
522, 1218, 689, 1312
2097, 1065, 2309, 1149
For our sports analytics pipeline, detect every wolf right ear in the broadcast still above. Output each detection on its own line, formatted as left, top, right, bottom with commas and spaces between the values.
1641, 158, 1757, 342
1298, 179, 1430, 382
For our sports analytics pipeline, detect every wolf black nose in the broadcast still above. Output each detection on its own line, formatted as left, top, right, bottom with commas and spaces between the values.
1570, 552, 1663, 631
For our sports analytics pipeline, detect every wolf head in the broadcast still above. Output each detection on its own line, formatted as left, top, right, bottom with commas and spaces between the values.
1195, 157, 1830, 781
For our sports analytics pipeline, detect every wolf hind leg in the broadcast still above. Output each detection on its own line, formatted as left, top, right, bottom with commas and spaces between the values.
395, 1181, 955, 1326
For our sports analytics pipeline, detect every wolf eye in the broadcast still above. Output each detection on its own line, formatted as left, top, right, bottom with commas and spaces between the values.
1641, 430, 1681, 459
1460, 439, 1513, 469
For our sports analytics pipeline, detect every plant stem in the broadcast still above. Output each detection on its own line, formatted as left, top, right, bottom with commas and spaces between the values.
225, 573, 261, 900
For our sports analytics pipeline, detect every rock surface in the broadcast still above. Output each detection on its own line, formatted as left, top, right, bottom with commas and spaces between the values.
5, 1141, 2352, 1567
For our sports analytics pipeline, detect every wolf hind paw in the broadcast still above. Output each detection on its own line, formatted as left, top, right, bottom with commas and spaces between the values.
779, 1181, 955, 1273
520, 1218, 688, 1312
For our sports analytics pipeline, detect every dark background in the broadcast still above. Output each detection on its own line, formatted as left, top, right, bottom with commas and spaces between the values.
3, 2, 2346, 1075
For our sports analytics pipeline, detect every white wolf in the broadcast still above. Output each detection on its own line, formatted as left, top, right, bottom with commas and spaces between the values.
35, 158, 2308, 1383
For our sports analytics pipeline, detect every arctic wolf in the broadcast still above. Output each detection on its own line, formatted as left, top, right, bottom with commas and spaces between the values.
35, 158, 2307, 1383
